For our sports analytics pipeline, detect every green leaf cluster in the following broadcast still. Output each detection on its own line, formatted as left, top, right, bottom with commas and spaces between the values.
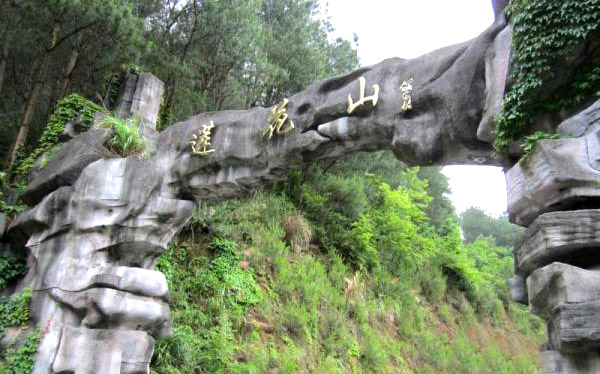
0, 329, 41, 374
495, 0, 600, 151
0, 289, 32, 337
521, 131, 560, 155
11, 94, 101, 181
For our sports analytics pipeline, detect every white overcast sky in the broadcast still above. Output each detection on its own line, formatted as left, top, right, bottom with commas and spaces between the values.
322, 0, 508, 217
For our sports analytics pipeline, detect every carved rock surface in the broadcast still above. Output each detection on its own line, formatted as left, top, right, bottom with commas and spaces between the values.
21, 129, 110, 206
51, 326, 154, 374
506, 104, 600, 226
550, 301, 600, 353
540, 350, 600, 374
114, 73, 164, 131
514, 210, 600, 276
528, 263, 600, 318
508, 275, 528, 304
558, 99, 600, 138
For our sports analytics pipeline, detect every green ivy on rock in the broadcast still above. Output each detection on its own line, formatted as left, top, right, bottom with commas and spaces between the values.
0, 290, 40, 374
0, 255, 27, 292
494, 0, 600, 152
0, 329, 41, 374
11, 94, 101, 182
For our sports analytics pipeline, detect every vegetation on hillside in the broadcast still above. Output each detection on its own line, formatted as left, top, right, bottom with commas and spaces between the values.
152, 152, 545, 374
0, 2, 550, 372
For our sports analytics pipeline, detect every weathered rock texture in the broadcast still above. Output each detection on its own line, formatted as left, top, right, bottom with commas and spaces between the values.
504, 101, 600, 373
540, 350, 600, 374
514, 210, 600, 277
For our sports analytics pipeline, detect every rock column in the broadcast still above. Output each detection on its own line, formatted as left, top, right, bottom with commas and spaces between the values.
505, 100, 600, 374
9, 73, 191, 374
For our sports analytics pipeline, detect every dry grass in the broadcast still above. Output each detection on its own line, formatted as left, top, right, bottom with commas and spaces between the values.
282, 214, 312, 253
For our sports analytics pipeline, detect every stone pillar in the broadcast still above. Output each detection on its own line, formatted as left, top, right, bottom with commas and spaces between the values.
505, 99, 600, 373
9, 74, 183, 374
114, 72, 164, 132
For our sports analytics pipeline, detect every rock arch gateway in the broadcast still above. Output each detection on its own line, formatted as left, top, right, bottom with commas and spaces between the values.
6, 2, 600, 373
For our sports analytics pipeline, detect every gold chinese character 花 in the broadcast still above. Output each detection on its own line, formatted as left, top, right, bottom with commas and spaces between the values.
347, 77, 380, 114
400, 78, 414, 113
190, 121, 216, 156
263, 98, 295, 139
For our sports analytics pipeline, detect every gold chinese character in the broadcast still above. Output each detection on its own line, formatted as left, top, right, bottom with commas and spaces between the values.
347, 77, 380, 114
263, 98, 295, 139
400, 78, 414, 113
190, 121, 216, 156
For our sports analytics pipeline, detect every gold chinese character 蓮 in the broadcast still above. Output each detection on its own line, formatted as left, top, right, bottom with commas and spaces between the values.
400, 78, 414, 113
190, 121, 216, 156
263, 98, 295, 139
347, 77, 380, 114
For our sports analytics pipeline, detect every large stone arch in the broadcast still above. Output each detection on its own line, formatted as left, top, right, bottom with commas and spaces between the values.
4, 2, 600, 372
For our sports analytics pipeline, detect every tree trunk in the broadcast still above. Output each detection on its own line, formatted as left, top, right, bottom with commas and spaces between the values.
8, 21, 61, 167
60, 34, 82, 97
0, 39, 10, 94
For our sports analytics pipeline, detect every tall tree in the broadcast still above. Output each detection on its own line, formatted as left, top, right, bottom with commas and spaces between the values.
5, 0, 145, 166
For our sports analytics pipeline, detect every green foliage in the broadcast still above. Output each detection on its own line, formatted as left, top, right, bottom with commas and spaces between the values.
0, 329, 41, 374
495, 0, 600, 151
153, 238, 262, 374
522, 131, 561, 155
152, 152, 544, 374
0, 172, 25, 215
99, 114, 147, 157
11, 94, 101, 181
460, 207, 525, 248
0, 255, 27, 291
0, 289, 32, 337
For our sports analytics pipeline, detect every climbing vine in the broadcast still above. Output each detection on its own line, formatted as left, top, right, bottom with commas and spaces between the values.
494, 0, 600, 152
10, 94, 101, 182
0, 289, 39, 374
0, 329, 41, 374
0, 289, 32, 337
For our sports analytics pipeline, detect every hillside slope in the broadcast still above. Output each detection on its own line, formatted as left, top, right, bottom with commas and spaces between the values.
151, 153, 545, 374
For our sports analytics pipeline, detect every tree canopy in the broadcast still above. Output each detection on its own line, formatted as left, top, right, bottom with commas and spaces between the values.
0, 0, 358, 164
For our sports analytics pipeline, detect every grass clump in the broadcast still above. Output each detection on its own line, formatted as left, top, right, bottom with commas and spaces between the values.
99, 114, 147, 158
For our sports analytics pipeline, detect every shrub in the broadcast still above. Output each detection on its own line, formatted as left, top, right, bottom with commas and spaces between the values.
0, 289, 32, 337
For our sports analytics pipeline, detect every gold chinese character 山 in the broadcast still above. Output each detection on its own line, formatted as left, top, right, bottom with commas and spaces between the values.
347, 76, 380, 114
263, 98, 295, 139
400, 78, 414, 113
190, 121, 216, 156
